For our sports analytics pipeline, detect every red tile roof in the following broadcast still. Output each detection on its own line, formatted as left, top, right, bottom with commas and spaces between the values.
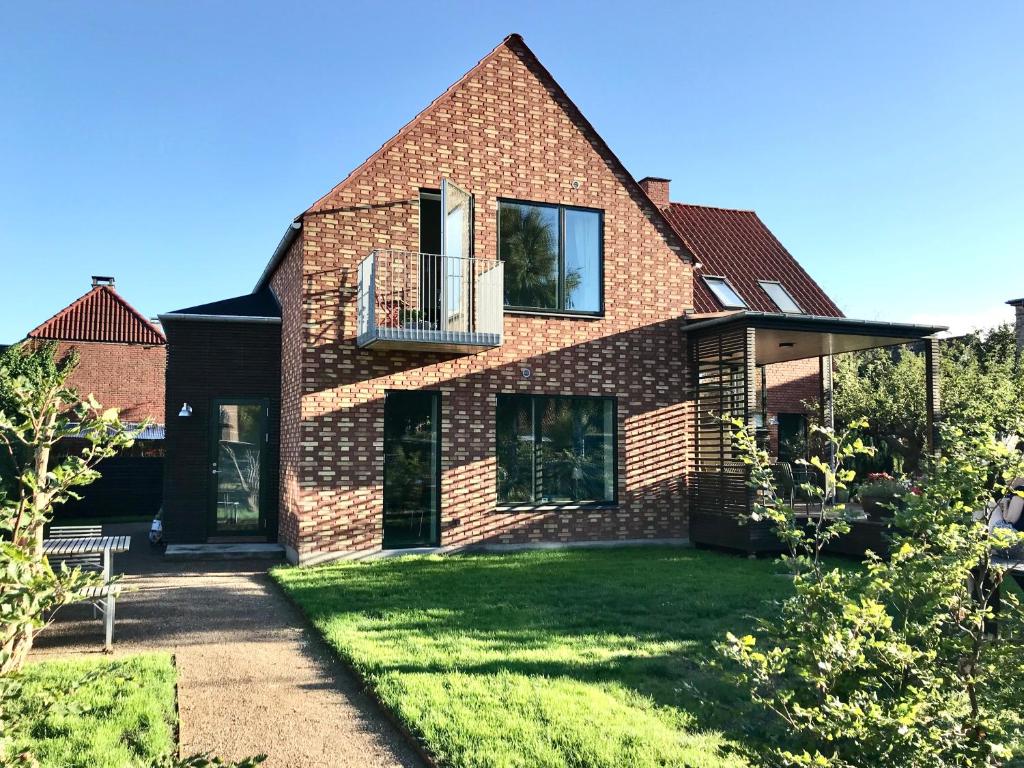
27, 285, 166, 345
662, 203, 843, 317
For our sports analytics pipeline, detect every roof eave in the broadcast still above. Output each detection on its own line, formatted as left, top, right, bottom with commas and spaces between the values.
158, 313, 281, 325
683, 310, 947, 339
253, 221, 302, 293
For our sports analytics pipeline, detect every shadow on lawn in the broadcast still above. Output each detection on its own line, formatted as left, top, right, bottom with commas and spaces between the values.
279, 546, 793, 754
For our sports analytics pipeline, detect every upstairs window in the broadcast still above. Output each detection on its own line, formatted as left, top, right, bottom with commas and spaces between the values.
758, 280, 803, 313
498, 200, 603, 314
703, 276, 747, 309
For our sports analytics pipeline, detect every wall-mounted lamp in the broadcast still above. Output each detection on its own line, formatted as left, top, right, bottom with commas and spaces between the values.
178, 403, 193, 417
693, 261, 704, 271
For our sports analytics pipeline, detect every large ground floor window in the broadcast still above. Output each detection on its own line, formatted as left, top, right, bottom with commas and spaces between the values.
496, 394, 617, 504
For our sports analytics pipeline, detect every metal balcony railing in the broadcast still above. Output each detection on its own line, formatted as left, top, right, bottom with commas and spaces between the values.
356, 249, 504, 351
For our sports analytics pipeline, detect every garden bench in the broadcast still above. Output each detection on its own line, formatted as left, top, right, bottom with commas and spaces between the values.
42, 530, 131, 651
47, 525, 104, 572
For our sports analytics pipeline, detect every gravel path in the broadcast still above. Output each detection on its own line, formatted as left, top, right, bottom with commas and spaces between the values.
32, 523, 424, 768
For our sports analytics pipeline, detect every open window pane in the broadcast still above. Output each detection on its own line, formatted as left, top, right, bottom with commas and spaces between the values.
564, 209, 601, 312
499, 201, 559, 309
703, 276, 747, 308
497, 394, 615, 504
759, 281, 803, 313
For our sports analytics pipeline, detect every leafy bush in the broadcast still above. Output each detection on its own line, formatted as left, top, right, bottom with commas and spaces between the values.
722, 418, 1024, 767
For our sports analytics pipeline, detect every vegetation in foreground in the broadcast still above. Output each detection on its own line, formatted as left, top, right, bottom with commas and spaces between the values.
724, 419, 1024, 767
3, 654, 176, 768
274, 547, 793, 768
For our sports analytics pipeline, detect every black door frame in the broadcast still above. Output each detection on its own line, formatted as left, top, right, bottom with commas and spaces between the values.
382, 389, 442, 549
208, 397, 270, 538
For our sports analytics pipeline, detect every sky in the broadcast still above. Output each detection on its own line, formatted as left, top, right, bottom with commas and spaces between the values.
1, 1, 1022, 342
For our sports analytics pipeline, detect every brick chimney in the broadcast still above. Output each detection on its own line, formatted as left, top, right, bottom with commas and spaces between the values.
1009, 298, 1024, 353
638, 177, 671, 209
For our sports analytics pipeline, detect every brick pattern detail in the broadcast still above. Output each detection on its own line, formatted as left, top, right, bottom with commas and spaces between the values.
637, 178, 671, 209
764, 358, 821, 453
270, 236, 305, 552
270, 38, 694, 562
52, 341, 165, 425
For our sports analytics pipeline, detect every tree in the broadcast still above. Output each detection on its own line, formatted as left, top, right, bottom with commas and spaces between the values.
833, 325, 1024, 474
0, 342, 138, 674
721, 418, 1024, 767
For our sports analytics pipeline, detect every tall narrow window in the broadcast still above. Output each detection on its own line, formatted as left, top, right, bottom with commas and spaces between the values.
496, 394, 616, 504
498, 200, 602, 314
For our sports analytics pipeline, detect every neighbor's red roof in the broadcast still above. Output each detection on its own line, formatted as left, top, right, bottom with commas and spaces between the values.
27, 285, 166, 345
662, 203, 843, 317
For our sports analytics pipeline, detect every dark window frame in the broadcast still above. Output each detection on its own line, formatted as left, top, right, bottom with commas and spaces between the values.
495, 393, 619, 507
497, 198, 605, 317
382, 389, 443, 549
208, 397, 270, 537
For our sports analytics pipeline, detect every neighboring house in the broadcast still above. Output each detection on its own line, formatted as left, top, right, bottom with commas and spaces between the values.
645, 181, 842, 459
26, 276, 167, 427
23, 276, 166, 517
1008, 297, 1024, 352
160, 34, 943, 562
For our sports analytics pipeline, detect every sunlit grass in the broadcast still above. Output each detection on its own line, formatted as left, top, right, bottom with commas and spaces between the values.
9, 653, 176, 768
274, 547, 792, 767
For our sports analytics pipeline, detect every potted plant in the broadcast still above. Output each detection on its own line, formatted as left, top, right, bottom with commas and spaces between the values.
857, 472, 911, 521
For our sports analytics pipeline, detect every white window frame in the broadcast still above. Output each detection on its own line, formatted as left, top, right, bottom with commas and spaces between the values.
758, 280, 804, 314
703, 275, 748, 309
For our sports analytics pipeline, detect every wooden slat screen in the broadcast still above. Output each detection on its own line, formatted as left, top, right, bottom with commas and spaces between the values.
692, 326, 754, 518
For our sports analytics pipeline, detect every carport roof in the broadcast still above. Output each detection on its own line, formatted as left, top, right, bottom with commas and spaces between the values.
683, 311, 947, 366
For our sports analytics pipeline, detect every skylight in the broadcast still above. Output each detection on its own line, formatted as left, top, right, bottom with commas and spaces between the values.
759, 281, 803, 313
703, 276, 747, 309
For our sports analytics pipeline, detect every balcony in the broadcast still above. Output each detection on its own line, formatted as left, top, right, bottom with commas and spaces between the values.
356, 249, 504, 352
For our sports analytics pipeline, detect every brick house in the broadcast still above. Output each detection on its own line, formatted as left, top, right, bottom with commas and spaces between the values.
649, 188, 843, 459
27, 276, 166, 427
1008, 297, 1024, 352
22, 276, 167, 517
160, 34, 943, 561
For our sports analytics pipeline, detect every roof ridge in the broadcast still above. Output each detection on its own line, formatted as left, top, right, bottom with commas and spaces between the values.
27, 284, 166, 344
297, 33, 690, 262
304, 34, 523, 216
669, 201, 757, 214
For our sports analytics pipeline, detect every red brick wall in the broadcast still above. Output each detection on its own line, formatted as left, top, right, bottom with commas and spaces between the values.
271, 39, 694, 563
764, 359, 821, 453
54, 341, 165, 425
270, 236, 305, 552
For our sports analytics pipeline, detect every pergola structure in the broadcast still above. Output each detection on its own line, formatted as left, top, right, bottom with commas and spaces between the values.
684, 311, 947, 555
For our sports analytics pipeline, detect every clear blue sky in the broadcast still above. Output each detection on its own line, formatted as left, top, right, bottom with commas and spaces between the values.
2, 1, 1021, 342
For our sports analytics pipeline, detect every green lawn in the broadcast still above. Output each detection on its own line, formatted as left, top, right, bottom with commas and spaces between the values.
7, 653, 177, 767
273, 547, 793, 768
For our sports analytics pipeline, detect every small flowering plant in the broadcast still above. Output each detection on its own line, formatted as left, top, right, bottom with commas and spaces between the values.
858, 471, 910, 500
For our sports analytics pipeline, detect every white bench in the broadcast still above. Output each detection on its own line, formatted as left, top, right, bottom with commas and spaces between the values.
43, 528, 130, 651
